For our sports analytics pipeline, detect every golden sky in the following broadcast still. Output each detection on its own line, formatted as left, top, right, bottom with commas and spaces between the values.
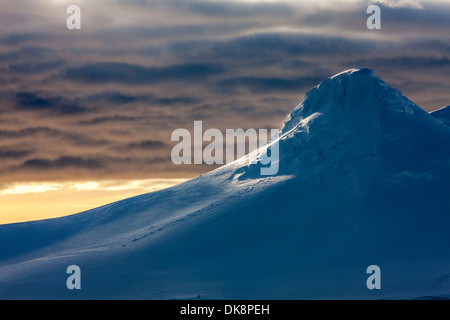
0, 179, 187, 225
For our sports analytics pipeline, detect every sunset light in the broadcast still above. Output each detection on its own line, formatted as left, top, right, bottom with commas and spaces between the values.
0, 179, 187, 225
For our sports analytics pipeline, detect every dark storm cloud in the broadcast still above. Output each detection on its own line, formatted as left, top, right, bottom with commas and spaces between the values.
9, 154, 179, 179
190, 99, 291, 122
9, 60, 65, 74
123, 140, 167, 150
21, 156, 104, 170
0, 127, 110, 147
1, 33, 51, 46
0, 147, 32, 159
177, 0, 294, 17
61, 62, 223, 84
86, 92, 201, 106
95, 22, 261, 45
0, 127, 62, 138
77, 115, 142, 126
0, 46, 56, 62
168, 33, 380, 63
15, 92, 89, 115
118, 0, 295, 18
217, 75, 326, 94
153, 96, 201, 106
350, 56, 450, 69
87, 92, 140, 105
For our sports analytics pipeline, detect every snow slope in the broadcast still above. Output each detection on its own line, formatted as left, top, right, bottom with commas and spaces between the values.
1, 68, 449, 300
431, 105, 450, 127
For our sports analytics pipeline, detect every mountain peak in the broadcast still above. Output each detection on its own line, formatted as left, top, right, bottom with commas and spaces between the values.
241, 68, 450, 178
330, 67, 375, 79
281, 68, 417, 134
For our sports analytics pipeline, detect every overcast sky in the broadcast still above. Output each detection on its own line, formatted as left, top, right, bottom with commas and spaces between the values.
1, 0, 449, 186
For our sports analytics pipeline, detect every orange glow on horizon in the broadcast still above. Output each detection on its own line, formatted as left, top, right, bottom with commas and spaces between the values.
0, 179, 188, 225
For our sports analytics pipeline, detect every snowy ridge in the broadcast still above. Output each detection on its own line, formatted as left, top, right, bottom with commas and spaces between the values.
431, 105, 450, 127
0, 69, 449, 300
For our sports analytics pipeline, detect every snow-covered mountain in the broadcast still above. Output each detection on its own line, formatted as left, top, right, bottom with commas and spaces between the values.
431, 105, 450, 127
1, 68, 449, 299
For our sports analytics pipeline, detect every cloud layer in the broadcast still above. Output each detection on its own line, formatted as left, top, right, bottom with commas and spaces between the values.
0, 0, 449, 183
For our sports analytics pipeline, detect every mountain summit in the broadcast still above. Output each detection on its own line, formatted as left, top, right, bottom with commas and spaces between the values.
243, 68, 450, 179
1, 69, 449, 299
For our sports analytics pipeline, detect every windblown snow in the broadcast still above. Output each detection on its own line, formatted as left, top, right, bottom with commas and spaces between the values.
1, 68, 449, 299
